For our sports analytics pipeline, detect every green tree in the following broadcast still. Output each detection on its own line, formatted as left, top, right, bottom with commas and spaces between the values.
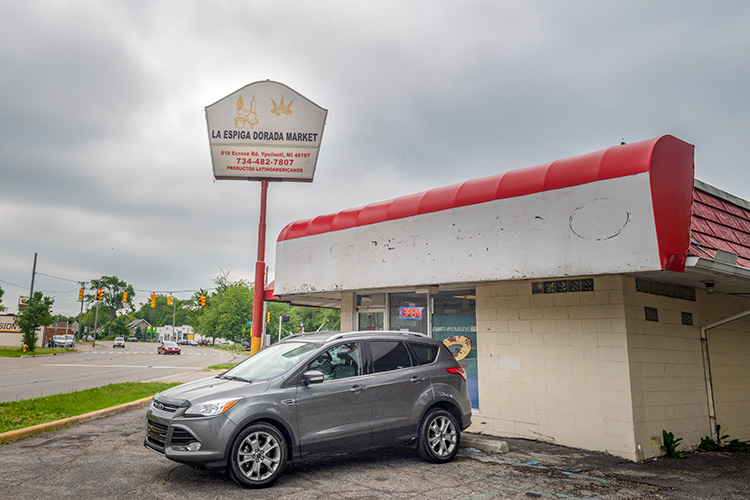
135, 295, 195, 327
194, 281, 253, 342
185, 277, 340, 344
88, 276, 135, 336
16, 292, 54, 352
111, 315, 130, 338
0, 284, 5, 312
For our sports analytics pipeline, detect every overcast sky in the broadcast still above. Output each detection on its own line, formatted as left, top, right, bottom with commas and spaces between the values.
2, 1, 749, 316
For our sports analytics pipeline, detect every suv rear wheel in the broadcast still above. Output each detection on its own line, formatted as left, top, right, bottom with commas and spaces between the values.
229, 423, 287, 488
418, 408, 460, 463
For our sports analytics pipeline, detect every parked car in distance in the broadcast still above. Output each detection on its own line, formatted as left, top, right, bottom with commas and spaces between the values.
187, 339, 198, 346
113, 337, 126, 348
127, 336, 138, 342
157, 341, 181, 355
49, 334, 75, 348
145, 331, 472, 488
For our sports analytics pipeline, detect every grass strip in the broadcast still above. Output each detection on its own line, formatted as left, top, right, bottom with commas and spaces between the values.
0, 347, 76, 358
207, 362, 238, 371
0, 382, 179, 434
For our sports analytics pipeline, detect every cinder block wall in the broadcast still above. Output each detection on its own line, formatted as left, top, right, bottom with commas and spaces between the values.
623, 277, 707, 460
623, 277, 750, 459
473, 276, 636, 459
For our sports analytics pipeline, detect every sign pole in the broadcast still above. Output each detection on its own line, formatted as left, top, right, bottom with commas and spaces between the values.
205, 81, 326, 355
250, 180, 269, 355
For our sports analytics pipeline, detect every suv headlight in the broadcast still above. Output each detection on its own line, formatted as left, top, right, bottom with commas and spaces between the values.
184, 399, 239, 417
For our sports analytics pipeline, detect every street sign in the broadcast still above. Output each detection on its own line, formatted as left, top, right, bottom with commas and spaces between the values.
205, 80, 327, 182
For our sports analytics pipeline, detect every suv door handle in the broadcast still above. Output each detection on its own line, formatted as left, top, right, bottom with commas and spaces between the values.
349, 385, 365, 394
410, 376, 425, 383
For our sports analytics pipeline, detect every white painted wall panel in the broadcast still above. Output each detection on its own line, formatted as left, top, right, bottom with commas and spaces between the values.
275, 173, 660, 295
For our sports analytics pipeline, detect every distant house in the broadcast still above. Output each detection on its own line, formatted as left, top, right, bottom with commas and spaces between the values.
128, 319, 152, 338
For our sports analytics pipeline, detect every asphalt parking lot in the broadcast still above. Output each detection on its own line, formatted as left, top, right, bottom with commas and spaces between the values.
2, 398, 749, 500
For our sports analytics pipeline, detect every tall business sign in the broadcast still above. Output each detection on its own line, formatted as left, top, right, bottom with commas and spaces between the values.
206, 80, 327, 182
205, 81, 327, 354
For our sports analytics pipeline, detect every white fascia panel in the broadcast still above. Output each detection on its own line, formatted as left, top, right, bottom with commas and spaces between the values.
274, 173, 660, 295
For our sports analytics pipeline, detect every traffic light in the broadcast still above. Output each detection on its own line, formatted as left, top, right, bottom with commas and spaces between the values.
199, 295, 206, 307
266, 312, 271, 324
96, 289, 103, 301
122, 291, 128, 303
167, 296, 173, 306
78, 288, 84, 301
150, 293, 157, 308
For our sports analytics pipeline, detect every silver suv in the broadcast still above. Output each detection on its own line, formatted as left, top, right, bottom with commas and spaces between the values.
144, 331, 472, 488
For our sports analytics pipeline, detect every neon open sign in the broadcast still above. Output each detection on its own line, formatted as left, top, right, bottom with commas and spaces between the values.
399, 307, 423, 320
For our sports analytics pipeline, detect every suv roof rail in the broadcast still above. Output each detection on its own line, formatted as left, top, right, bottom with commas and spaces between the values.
324, 331, 363, 343
324, 330, 430, 343
281, 331, 322, 341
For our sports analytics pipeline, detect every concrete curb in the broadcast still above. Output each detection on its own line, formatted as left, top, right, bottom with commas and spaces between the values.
0, 396, 154, 445
462, 433, 510, 454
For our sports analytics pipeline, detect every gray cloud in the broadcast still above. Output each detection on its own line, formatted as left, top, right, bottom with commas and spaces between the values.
2, 0, 750, 315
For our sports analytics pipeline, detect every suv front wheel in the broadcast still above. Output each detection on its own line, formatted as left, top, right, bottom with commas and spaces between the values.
229, 423, 287, 488
418, 408, 460, 463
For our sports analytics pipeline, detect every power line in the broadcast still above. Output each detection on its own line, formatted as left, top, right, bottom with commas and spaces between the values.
0, 278, 27, 289
30, 270, 217, 295
35, 272, 80, 283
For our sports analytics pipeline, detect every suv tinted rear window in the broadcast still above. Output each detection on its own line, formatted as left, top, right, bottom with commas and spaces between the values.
370, 341, 412, 373
408, 342, 439, 365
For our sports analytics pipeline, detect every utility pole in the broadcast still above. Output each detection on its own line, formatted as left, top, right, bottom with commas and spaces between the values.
93, 300, 100, 348
171, 294, 177, 342
28, 252, 37, 302
78, 281, 86, 339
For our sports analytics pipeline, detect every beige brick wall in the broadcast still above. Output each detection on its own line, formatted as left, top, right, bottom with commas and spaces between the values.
473, 276, 636, 459
624, 277, 707, 460
625, 279, 750, 459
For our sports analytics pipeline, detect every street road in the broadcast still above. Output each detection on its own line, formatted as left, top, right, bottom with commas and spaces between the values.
0, 342, 247, 403
3, 405, 750, 500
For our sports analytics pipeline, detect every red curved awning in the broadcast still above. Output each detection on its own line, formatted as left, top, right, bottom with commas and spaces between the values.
278, 135, 694, 272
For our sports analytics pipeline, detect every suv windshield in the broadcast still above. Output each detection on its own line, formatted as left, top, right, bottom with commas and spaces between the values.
224, 341, 318, 380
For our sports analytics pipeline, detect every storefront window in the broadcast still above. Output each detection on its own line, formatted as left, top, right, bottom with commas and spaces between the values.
431, 290, 478, 409
389, 292, 428, 334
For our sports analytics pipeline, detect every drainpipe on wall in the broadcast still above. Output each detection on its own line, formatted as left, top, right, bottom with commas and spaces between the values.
700, 309, 750, 442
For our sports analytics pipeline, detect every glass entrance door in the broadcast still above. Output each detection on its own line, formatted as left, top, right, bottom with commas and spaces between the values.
356, 294, 385, 331
357, 311, 384, 331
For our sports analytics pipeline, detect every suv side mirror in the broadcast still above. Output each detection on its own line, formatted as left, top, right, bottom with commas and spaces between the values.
301, 370, 325, 386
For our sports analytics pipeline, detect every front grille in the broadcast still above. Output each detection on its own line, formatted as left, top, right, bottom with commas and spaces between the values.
152, 400, 180, 413
146, 420, 168, 451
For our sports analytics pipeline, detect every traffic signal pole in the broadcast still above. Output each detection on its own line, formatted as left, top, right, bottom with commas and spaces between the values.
250, 180, 269, 355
